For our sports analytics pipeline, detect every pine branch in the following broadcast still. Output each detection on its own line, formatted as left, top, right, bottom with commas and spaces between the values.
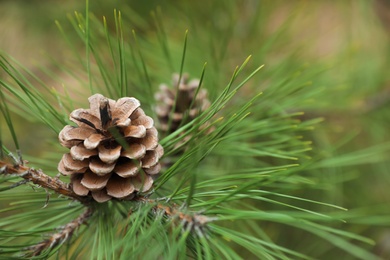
139, 197, 217, 234
24, 207, 94, 257
0, 160, 91, 204
0, 158, 217, 238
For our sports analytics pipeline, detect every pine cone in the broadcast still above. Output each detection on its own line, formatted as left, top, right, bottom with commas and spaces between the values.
58, 94, 164, 203
155, 73, 210, 134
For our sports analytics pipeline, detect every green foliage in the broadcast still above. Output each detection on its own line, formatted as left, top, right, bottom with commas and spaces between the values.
1, 1, 390, 259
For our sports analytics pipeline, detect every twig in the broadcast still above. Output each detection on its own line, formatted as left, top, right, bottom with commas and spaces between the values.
25, 207, 94, 257
137, 197, 217, 235
0, 160, 90, 204
157, 203, 216, 235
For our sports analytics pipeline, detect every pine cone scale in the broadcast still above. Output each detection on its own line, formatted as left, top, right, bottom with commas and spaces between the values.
123, 125, 146, 138
98, 145, 122, 164
155, 144, 164, 158
130, 107, 145, 120
132, 116, 154, 129
80, 171, 111, 191
70, 109, 101, 130
141, 151, 159, 168
84, 134, 105, 150
61, 153, 88, 172
132, 173, 153, 192
57, 160, 75, 176
71, 174, 89, 196
106, 174, 135, 198
88, 94, 106, 118
111, 97, 140, 124
121, 144, 146, 159
144, 163, 161, 175
140, 128, 158, 150
114, 160, 140, 178
91, 189, 111, 203
70, 144, 98, 160
89, 158, 115, 176
61, 126, 95, 141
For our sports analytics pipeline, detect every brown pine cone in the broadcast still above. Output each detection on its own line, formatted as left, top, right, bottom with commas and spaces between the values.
155, 73, 210, 134
57, 94, 163, 203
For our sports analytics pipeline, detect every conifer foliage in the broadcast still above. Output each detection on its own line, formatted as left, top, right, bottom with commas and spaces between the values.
0, 1, 388, 259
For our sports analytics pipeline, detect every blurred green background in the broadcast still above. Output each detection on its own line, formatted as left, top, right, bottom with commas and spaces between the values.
1, 0, 390, 258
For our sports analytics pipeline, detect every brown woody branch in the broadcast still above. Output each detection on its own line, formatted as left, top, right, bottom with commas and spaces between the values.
0, 160, 217, 255
0, 160, 90, 204
137, 197, 217, 234
25, 207, 94, 257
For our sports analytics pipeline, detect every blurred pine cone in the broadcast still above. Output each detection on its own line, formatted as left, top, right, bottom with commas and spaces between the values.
58, 94, 163, 203
155, 73, 210, 134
